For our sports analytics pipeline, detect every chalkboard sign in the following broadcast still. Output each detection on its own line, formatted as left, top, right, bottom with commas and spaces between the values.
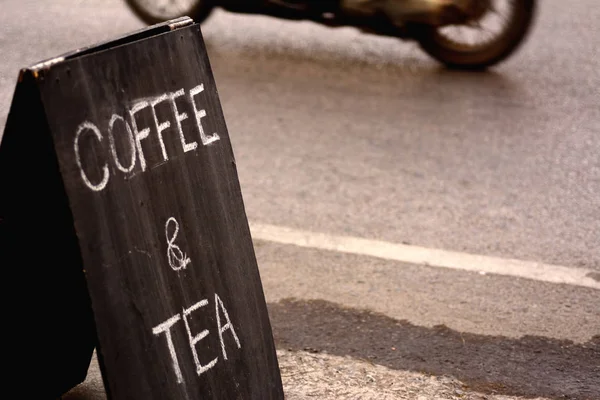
0, 18, 283, 399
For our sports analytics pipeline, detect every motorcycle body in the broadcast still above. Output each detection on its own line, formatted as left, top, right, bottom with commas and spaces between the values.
125, 0, 536, 69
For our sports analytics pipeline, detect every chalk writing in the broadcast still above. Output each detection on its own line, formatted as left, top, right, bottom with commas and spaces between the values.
190, 84, 219, 146
73, 84, 220, 192
215, 292, 241, 360
150, 93, 173, 161
152, 293, 242, 384
151, 314, 183, 384
169, 89, 199, 153
165, 217, 191, 271
107, 114, 136, 173
129, 100, 151, 172
183, 299, 218, 376
74, 121, 109, 192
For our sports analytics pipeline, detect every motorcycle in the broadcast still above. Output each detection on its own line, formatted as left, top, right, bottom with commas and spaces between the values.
124, 0, 536, 69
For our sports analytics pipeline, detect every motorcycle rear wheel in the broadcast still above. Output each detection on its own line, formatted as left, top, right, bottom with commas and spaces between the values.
125, 0, 214, 25
417, 0, 536, 69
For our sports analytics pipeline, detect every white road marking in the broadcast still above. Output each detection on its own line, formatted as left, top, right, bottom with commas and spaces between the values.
249, 223, 600, 290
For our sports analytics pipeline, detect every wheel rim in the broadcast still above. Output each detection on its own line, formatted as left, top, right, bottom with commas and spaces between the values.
436, 0, 517, 51
133, 0, 201, 20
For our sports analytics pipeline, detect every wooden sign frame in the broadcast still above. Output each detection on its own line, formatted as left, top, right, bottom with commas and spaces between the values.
0, 17, 283, 400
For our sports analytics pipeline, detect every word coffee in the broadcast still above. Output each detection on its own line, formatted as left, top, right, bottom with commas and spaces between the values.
74, 84, 220, 192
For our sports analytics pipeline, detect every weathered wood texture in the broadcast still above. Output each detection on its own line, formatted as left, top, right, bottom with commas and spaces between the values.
0, 18, 282, 400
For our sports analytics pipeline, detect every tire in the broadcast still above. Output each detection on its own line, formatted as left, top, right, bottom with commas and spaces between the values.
125, 0, 215, 25
417, 0, 536, 70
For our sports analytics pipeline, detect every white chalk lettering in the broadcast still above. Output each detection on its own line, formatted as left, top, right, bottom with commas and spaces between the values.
169, 89, 198, 153
165, 217, 191, 271
152, 314, 184, 384
107, 114, 136, 173
129, 100, 151, 171
74, 83, 220, 192
151, 293, 242, 384
189, 84, 220, 146
150, 94, 172, 161
183, 300, 218, 376
74, 121, 109, 192
215, 293, 241, 360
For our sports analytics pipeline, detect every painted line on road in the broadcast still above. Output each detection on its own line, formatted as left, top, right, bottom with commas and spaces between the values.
249, 223, 600, 290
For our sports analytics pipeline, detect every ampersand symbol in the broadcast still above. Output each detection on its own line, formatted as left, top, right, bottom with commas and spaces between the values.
165, 217, 191, 271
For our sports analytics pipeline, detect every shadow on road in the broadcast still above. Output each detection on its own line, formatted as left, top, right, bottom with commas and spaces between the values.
269, 298, 599, 400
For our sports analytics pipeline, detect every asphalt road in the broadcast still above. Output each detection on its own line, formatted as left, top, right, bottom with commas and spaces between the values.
1, 0, 598, 399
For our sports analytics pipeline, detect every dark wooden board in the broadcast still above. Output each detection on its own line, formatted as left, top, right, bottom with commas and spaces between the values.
0, 18, 283, 399
0, 57, 96, 400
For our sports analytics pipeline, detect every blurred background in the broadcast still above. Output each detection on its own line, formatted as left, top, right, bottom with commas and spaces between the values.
1, 1, 598, 399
